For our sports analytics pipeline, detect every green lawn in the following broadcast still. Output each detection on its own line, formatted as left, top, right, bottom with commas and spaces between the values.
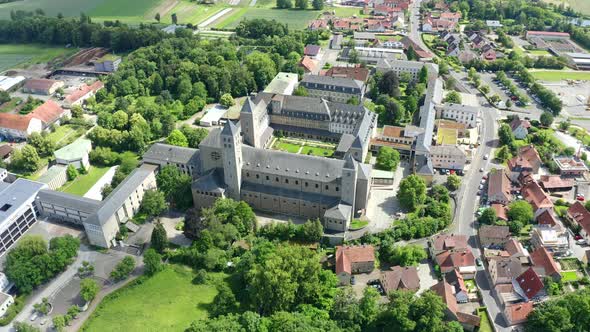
528, 49, 552, 56
559, 258, 581, 271
301, 145, 334, 157
561, 271, 580, 282
82, 265, 221, 332
221, 8, 321, 30
274, 140, 302, 153
568, 127, 590, 146
89, 0, 161, 22
0, 97, 22, 113
46, 125, 85, 146
350, 219, 369, 229
543, 0, 590, 15
0, 44, 77, 72
160, 0, 229, 25
59, 166, 110, 196
531, 70, 590, 81
464, 279, 476, 292
329, 6, 365, 17
214, 7, 249, 29
477, 308, 493, 332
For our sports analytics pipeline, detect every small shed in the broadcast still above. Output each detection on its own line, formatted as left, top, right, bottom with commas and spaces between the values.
200, 105, 228, 127
371, 169, 394, 185
54, 138, 92, 169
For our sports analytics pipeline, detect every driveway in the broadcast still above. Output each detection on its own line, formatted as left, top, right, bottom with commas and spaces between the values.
416, 259, 439, 295
83, 166, 117, 201
365, 162, 409, 233
159, 211, 192, 247
554, 129, 582, 151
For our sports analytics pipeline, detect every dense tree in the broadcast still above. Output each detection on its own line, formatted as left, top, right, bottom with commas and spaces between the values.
10, 145, 41, 173
110, 256, 136, 281
312, 0, 324, 10
418, 66, 428, 84
508, 200, 534, 225
498, 123, 515, 146
277, 0, 294, 8
377, 290, 448, 331
219, 93, 235, 108
179, 125, 208, 149
540, 112, 554, 127
378, 71, 400, 97
143, 248, 163, 276
376, 146, 400, 171
141, 190, 167, 217
14, 322, 41, 332
151, 221, 168, 253
525, 289, 590, 332
295, 0, 308, 9
398, 175, 427, 211
80, 278, 100, 303
293, 86, 308, 96
210, 283, 239, 317
382, 244, 427, 266
66, 164, 78, 181
478, 208, 497, 225
52, 315, 66, 332
443, 91, 462, 104
201, 198, 257, 237
27, 132, 55, 157
258, 219, 323, 243
166, 129, 189, 147
156, 166, 193, 209
446, 174, 461, 191
245, 51, 277, 90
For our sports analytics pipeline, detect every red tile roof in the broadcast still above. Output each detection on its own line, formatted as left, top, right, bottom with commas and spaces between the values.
506, 301, 534, 324
491, 204, 508, 221
522, 181, 553, 212
457, 312, 481, 327
567, 201, 590, 234
325, 66, 370, 82
536, 210, 558, 226
430, 281, 458, 314
0, 113, 34, 131
65, 81, 104, 104
540, 175, 574, 190
335, 245, 375, 275
440, 11, 462, 19
516, 267, 544, 300
530, 246, 560, 277
299, 56, 317, 72
505, 238, 525, 257
436, 250, 475, 272
510, 117, 531, 132
487, 169, 512, 203
431, 234, 469, 252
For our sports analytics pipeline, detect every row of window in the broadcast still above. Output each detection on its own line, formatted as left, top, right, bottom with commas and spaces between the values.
195, 190, 221, 197
244, 172, 340, 191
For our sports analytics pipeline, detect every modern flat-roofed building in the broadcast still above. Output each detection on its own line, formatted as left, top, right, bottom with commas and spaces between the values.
553, 156, 589, 177
0, 179, 46, 256
83, 164, 158, 248
0, 75, 25, 92
564, 53, 590, 70
435, 104, 479, 128
299, 75, 365, 103
94, 54, 122, 72
263, 72, 299, 95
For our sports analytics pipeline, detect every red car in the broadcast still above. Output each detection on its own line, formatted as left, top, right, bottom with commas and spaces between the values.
577, 196, 585, 201
575, 235, 583, 240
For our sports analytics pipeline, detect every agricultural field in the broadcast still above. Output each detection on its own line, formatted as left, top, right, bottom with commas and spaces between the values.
82, 265, 222, 332
0, 0, 105, 20
531, 70, 590, 81
217, 8, 321, 30
0, 44, 77, 72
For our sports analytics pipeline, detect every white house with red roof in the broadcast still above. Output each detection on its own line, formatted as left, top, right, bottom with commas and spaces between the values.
64, 81, 104, 108
335, 245, 375, 285
0, 100, 69, 140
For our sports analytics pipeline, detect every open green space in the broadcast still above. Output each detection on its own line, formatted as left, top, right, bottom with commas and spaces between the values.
82, 265, 221, 332
274, 140, 301, 153
301, 145, 334, 157
328, 6, 365, 18
59, 165, 110, 196
350, 219, 369, 229
528, 49, 552, 56
561, 271, 580, 282
568, 127, 590, 146
89, 0, 161, 22
464, 279, 476, 292
221, 8, 321, 30
477, 308, 493, 332
531, 70, 590, 81
161, 1, 229, 25
0, 98, 22, 113
0, 0, 104, 20
46, 125, 85, 146
543, 0, 590, 15
0, 44, 77, 72
559, 258, 581, 271
272, 138, 336, 157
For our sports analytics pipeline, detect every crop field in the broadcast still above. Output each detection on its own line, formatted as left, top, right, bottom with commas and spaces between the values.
0, 0, 105, 20
0, 44, 77, 72
544, 0, 590, 15
531, 70, 590, 81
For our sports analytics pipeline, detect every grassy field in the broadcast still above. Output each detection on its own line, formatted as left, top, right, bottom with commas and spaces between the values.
561, 271, 580, 282
301, 145, 334, 157
88, 0, 161, 22
568, 127, 590, 146
559, 258, 581, 271
528, 49, 552, 56
59, 166, 110, 196
46, 124, 86, 146
543, 0, 590, 15
220, 8, 321, 30
274, 140, 302, 153
0, 44, 77, 72
0, 0, 104, 20
272, 138, 336, 157
0, 98, 22, 113
350, 219, 369, 229
83, 265, 221, 332
328, 6, 365, 17
477, 308, 493, 332
531, 70, 590, 81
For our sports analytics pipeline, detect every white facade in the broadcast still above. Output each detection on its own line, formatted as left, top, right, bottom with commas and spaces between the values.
436, 104, 479, 128
430, 145, 467, 170
0, 117, 43, 140
0, 292, 14, 317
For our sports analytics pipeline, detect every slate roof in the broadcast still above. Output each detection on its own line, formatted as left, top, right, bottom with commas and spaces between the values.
241, 182, 339, 205
192, 169, 225, 194
304, 45, 321, 56
37, 189, 100, 213
143, 143, 200, 167
85, 164, 157, 226
300, 75, 364, 91
324, 203, 352, 220
242, 145, 345, 182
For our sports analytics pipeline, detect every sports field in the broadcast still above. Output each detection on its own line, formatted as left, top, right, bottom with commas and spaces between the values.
82, 265, 222, 332
0, 44, 76, 72
531, 70, 590, 81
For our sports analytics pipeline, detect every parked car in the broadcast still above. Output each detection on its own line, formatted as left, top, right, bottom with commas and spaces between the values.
479, 168, 484, 172
575, 235, 583, 240
577, 196, 585, 202
577, 239, 587, 245
476, 258, 483, 267
351, 276, 356, 285
483, 154, 489, 160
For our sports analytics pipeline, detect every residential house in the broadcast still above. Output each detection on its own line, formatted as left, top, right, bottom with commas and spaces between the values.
400, 36, 434, 60
335, 245, 376, 285
440, 11, 461, 23
507, 145, 542, 181
429, 233, 469, 257
308, 19, 328, 30
430, 145, 467, 171
458, 50, 478, 64
64, 81, 105, 108
380, 265, 420, 293
522, 181, 553, 218
299, 56, 317, 73
435, 104, 479, 128
492, 203, 509, 221
530, 246, 561, 280
480, 225, 511, 247
447, 43, 460, 56
435, 250, 476, 276
503, 301, 534, 326
489, 257, 525, 285
331, 34, 343, 50
22, 79, 64, 95
481, 44, 497, 61
553, 156, 589, 177
505, 238, 528, 259
304, 45, 321, 59
535, 209, 560, 227
566, 201, 590, 243
487, 169, 512, 205
0, 114, 43, 140
430, 281, 481, 332
514, 267, 544, 301
445, 269, 469, 303
471, 35, 487, 49
510, 116, 531, 139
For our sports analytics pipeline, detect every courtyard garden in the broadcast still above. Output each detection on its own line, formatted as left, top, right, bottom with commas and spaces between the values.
82, 265, 224, 332
59, 166, 110, 196
271, 137, 335, 158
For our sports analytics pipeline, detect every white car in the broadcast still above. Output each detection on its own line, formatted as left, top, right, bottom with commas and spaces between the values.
479, 168, 484, 172
483, 154, 489, 160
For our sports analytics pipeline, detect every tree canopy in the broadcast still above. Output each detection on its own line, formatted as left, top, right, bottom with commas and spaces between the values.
398, 175, 427, 211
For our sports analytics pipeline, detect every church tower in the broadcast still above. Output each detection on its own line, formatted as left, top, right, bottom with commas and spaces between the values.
221, 121, 242, 200
341, 154, 358, 212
